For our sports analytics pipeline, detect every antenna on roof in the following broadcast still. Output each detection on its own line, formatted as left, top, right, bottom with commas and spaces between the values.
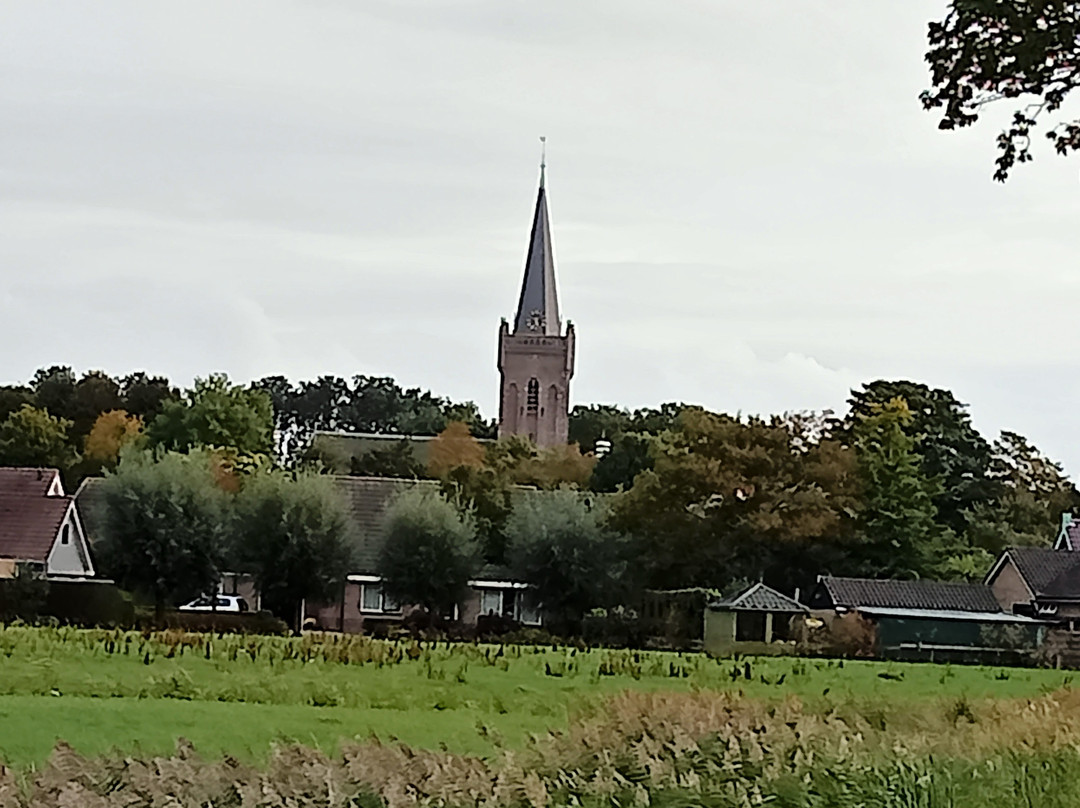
539, 136, 547, 189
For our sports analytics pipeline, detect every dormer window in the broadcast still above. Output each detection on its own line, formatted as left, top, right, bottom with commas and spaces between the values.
61, 523, 70, 545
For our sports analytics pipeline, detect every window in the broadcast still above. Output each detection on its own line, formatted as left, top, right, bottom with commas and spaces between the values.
360, 584, 401, 614
477, 588, 543, 625
361, 584, 384, 613
519, 593, 542, 626
61, 524, 70, 545
526, 378, 539, 412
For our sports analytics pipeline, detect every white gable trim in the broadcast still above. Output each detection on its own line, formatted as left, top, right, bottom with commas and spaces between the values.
46, 502, 95, 578
46, 472, 64, 497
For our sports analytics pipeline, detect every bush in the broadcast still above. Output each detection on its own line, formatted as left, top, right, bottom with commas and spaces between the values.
151, 610, 289, 635
0, 562, 49, 621
44, 581, 134, 627
582, 606, 646, 648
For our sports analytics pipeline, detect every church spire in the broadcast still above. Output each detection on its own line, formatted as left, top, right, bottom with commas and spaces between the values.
513, 140, 561, 336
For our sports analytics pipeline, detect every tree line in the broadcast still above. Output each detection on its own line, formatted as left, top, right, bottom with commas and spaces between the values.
0, 367, 494, 481
2, 366, 1076, 619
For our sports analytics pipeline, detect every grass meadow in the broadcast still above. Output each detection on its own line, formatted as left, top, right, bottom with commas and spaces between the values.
4, 626, 1080, 805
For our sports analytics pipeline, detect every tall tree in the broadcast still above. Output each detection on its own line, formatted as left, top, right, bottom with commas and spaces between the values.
922, 0, 1080, 181
589, 432, 654, 493
851, 398, 954, 579
253, 374, 495, 464
0, 405, 76, 470
233, 470, 352, 631
147, 374, 273, 456
30, 366, 77, 422
377, 488, 479, 619
97, 451, 230, 619
120, 372, 178, 422
964, 430, 1080, 553
613, 408, 858, 593
844, 381, 995, 537
0, 385, 34, 423
569, 403, 685, 491
69, 371, 123, 441
505, 489, 631, 634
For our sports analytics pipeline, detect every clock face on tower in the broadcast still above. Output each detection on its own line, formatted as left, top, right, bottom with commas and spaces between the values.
526, 309, 546, 332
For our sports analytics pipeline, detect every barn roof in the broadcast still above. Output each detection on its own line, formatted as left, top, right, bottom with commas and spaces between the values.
814, 576, 1001, 613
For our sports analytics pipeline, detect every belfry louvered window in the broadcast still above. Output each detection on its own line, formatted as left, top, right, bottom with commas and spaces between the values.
526, 378, 539, 412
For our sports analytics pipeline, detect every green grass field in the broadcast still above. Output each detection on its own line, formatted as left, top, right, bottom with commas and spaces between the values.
0, 625, 1073, 769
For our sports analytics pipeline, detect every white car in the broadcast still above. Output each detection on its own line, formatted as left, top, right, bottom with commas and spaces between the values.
178, 595, 250, 614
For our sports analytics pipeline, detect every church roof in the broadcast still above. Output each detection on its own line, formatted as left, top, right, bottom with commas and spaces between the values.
513, 171, 561, 336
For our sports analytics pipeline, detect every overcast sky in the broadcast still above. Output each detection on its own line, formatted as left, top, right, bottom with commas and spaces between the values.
3, 2, 1080, 471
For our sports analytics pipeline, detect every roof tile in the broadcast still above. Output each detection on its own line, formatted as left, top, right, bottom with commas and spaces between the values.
714, 583, 806, 612
1006, 547, 1080, 596
817, 576, 1001, 613
0, 494, 69, 562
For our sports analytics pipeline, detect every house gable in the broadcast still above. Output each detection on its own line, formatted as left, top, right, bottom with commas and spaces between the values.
46, 502, 95, 578
984, 552, 1035, 613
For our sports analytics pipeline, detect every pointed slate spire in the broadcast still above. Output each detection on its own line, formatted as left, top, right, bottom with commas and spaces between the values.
513, 143, 561, 336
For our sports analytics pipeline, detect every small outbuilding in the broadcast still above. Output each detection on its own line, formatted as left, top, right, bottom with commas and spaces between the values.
704, 583, 807, 656
808, 575, 1045, 663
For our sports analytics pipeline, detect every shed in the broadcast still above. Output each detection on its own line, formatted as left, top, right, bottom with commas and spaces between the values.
809, 575, 1046, 663
704, 583, 806, 655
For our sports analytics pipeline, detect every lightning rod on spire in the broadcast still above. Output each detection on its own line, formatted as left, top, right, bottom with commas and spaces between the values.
539, 136, 547, 188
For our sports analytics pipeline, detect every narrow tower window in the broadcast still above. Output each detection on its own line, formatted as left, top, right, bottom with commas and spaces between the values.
526, 378, 539, 412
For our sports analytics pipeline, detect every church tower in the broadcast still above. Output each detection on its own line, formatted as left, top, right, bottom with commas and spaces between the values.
497, 156, 575, 448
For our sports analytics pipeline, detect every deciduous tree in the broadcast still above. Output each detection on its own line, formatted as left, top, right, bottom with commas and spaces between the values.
922, 0, 1080, 181
506, 489, 631, 634
964, 430, 1080, 553
147, 374, 273, 456
613, 408, 859, 593
233, 470, 352, 632
377, 488, 479, 619
0, 385, 33, 423
427, 421, 486, 477
0, 404, 76, 470
84, 410, 144, 468
97, 451, 230, 619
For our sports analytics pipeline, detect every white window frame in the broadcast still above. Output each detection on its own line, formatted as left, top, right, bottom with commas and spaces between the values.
470, 580, 542, 626
350, 575, 402, 615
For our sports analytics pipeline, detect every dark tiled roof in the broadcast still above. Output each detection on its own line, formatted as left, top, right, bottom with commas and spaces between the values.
0, 494, 69, 562
1040, 565, 1080, 600
333, 476, 440, 573
73, 477, 108, 542
0, 467, 62, 497
817, 576, 1001, 613
713, 583, 806, 612
1005, 547, 1080, 596
1063, 522, 1080, 550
